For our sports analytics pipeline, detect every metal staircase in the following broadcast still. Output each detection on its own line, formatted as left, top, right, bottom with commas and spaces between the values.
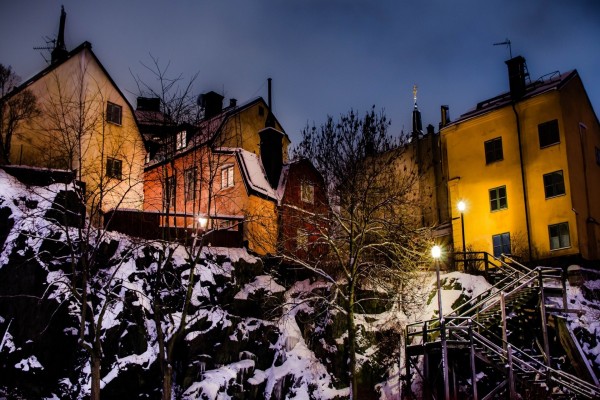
404, 253, 600, 399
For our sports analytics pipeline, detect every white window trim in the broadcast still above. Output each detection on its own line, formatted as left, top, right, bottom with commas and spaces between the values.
221, 164, 234, 189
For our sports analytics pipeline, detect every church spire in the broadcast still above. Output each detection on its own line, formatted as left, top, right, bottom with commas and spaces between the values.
51, 6, 68, 64
412, 84, 423, 138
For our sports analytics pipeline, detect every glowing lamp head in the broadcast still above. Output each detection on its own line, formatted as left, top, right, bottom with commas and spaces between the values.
457, 201, 466, 212
198, 216, 208, 229
431, 245, 442, 259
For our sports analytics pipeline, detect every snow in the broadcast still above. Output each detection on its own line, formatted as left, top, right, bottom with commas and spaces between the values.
234, 275, 285, 300
236, 148, 279, 200
15, 355, 44, 371
182, 359, 255, 400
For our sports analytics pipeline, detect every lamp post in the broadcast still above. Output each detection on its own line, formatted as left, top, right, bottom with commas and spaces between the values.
457, 201, 466, 253
432, 245, 450, 400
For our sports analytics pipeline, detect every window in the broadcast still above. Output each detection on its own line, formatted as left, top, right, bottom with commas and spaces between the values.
106, 102, 122, 125
164, 175, 176, 209
595, 147, 600, 166
184, 167, 196, 202
484, 137, 503, 164
492, 233, 511, 257
538, 119, 560, 148
176, 130, 187, 150
301, 182, 314, 204
296, 228, 307, 249
543, 171, 565, 199
258, 106, 264, 116
489, 186, 507, 211
106, 157, 122, 180
549, 222, 570, 250
221, 165, 234, 189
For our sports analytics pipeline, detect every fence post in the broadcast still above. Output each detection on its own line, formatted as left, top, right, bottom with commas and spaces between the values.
507, 344, 516, 400
538, 268, 552, 390
468, 319, 478, 400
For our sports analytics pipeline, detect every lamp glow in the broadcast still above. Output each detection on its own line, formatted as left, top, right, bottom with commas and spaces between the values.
198, 217, 208, 228
457, 201, 466, 212
431, 245, 441, 259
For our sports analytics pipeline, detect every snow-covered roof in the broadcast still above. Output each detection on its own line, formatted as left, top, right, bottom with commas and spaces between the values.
235, 149, 279, 201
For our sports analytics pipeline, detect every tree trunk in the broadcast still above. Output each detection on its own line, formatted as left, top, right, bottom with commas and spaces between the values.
162, 363, 172, 400
90, 355, 101, 400
347, 282, 358, 399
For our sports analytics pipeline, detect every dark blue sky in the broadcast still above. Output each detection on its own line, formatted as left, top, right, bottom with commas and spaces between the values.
1, 1, 599, 145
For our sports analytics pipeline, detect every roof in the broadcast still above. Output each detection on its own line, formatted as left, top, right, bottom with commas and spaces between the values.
450, 70, 578, 125
3, 42, 138, 125
235, 148, 279, 201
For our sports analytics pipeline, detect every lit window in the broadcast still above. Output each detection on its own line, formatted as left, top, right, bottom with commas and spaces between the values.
549, 222, 570, 250
543, 171, 565, 199
221, 165, 234, 189
301, 181, 314, 204
538, 119, 560, 148
176, 130, 187, 150
106, 102, 122, 125
492, 232, 511, 257
164, 175, 176, 209
489, 186, 507, 211
484, 137, 503, 164
106, 157, 122, 180
184, 167, 196, 202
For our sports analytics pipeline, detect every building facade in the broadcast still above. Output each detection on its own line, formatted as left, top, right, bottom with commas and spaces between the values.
442, 56, 600, 261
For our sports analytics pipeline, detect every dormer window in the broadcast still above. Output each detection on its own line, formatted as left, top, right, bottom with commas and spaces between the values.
176, 130, 187, 150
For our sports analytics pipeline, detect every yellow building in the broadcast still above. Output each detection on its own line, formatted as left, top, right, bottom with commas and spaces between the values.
442, 56, 600, 261
3, 39, 145, 213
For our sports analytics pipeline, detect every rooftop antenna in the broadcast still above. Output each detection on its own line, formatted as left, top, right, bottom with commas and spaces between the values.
33, 37, 56, 64
493, 38, 512, 59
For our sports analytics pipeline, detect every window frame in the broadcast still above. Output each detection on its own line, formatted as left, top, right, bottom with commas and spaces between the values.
221, 165, 234, 189
184, 167, 196, 202
176, 130, 187, 150
484, 137, 503, 164
106, 157, 122, 180
538, 119, 560, 148
548, 222, 571, 251
300, 181, 314, 204
492, 232, 511, 257
106, 102, 123, 126
543, 170, 566, 199
489, 185, 507, 212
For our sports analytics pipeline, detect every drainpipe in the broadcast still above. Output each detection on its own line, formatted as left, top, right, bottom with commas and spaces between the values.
511, 103, 533, 261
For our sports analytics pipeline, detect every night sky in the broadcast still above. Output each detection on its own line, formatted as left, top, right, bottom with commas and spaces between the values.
1, 1, 599, 145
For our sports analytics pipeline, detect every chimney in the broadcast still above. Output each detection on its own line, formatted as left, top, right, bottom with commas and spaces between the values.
198, 91, 224, 120
440, 105, 450, 128
51, 6, 68, 64
229, 98, 237, 108
267, 78, 272, 111
505, 56, 528, 100
259, 128, 283, 189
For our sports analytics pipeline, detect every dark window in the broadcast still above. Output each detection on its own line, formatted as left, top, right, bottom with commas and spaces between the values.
492, 232, 511, 257
301, 181, 314, 204
258, 106, 264, 116
106, 157, 122, 180
484, 137, 503, 164
164, 175, 176, 209
489, 186, 507, 211
538, 119, 560, 148
184, 167, 196, 202
106, 102, 122, 125
543, 170, 565, 198
596, 147, 600, 166
549, 222, 570, 250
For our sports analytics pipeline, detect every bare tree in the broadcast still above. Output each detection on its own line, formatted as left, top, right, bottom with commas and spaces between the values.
287, 107, 432, 397
0, 64, 39, 163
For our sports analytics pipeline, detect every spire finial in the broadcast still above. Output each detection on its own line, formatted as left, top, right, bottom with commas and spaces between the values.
413, 84, 418, 108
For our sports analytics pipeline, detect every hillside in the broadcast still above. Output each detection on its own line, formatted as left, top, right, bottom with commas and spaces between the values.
1, 168, 599, 399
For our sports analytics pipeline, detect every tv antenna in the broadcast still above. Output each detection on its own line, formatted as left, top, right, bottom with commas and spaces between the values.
33, 36, 56, 64
493, 38, 512, 59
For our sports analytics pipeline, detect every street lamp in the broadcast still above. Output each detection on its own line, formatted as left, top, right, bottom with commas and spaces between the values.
431, 245, 450, 400
457, 200, 467, 253
198, 216, 208, 229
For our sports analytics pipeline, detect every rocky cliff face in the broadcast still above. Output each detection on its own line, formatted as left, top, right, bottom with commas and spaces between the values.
0, 170, 403, 399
